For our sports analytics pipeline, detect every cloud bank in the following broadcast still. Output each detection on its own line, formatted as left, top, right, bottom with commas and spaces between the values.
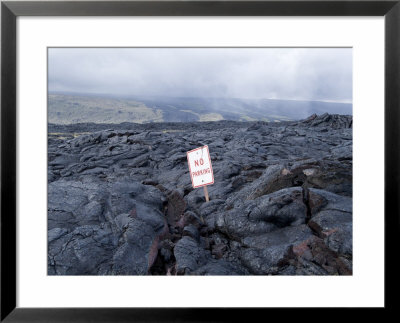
48, 48, 352, 103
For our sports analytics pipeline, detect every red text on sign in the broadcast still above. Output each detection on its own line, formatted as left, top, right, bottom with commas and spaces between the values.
192, 167, 211, 177
194, 158, 204, 167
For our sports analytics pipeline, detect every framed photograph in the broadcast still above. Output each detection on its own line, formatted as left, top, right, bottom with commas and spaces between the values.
1, 0, 398, 320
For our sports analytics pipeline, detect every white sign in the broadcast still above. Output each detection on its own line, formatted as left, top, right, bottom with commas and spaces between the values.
186, 145, 214, 188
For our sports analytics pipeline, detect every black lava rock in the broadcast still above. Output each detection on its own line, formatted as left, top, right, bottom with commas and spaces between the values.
48, 114, 352, 275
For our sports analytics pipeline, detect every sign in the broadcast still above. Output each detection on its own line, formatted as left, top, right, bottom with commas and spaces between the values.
186, 145, 214, 189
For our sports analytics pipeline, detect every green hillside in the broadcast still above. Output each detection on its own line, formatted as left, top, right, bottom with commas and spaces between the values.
48, 93, 352, 124
48, 94, 163, 124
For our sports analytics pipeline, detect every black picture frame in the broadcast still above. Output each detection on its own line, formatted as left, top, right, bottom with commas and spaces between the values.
1, 0, 398, 321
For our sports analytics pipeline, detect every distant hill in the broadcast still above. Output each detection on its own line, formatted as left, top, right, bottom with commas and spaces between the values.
48, 93, 352, 124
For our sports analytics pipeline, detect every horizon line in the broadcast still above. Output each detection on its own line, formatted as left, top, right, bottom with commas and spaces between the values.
48, 91, 353, 105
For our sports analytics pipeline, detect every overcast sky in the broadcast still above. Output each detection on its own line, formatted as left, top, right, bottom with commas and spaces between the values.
48, 48, 352, 103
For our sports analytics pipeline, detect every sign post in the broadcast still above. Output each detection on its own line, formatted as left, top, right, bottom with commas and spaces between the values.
186, 145, 214, 202
203, 186, 209, 202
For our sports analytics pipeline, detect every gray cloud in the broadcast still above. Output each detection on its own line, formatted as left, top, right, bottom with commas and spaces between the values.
48, 47, 352, 102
